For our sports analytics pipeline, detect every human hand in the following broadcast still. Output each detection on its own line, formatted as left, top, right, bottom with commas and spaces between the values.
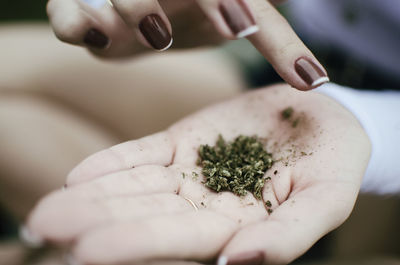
47, 0, 328, 90
26, 84, 370, 264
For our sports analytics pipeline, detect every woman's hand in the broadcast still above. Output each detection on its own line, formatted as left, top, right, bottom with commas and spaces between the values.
26, 84, 370, 264
47, 0, 329, 90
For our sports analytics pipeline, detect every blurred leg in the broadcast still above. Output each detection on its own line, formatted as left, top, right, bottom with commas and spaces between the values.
0, 93, 118, 220
0, 23, 244, 140
0, 241, 25, 265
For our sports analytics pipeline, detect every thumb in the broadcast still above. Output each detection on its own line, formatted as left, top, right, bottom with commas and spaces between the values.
218, 183, 358, 265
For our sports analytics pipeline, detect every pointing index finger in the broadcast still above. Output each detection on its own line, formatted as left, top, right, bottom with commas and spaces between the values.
246, 0, 329, 90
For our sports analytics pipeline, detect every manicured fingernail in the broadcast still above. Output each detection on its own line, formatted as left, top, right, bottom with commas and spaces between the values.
295, 57, 329, 88
217, 251, 265, 265
219, 0, 259, 38
84, 28, 110, 49
139, 14, 173, 51
19, 225, 44, 248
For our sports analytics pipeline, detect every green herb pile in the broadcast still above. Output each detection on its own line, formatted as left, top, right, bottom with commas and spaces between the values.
198, 135, 273, 200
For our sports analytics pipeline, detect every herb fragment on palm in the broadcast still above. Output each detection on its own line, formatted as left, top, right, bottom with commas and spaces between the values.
281, 107, 294, 120
197, 135, 273, 200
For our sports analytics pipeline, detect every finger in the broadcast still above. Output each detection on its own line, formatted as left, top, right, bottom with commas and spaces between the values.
246, 0, 329, 90
72, 211, 238, 265
28, 165, 181, 243
110, 0, 173, 51
28, 191, 192, 243
195, 0, 259, 39
67, 131, 175, 185
71, 165, 180, 199
218, 183, 358, 265
47, 0, 111, 49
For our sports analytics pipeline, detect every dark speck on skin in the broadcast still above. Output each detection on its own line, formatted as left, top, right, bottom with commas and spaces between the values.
281, 107, 294, 120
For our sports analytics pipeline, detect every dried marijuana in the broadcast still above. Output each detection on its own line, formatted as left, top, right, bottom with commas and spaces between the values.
197, 135, 273, 200
281, 107, 294, 120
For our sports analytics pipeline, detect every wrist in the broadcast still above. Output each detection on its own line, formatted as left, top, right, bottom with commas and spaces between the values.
315, 83, 400, 195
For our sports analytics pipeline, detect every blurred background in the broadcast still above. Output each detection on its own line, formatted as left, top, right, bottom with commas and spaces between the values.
1, 0, 399, 264
0, 0, 47, 21
0, 0, 47, 239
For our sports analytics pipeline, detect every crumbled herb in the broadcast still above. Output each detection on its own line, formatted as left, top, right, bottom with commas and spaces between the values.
281, 107, 294, 120
182, 172, 186, 179
197, 135, 273, 200
265, 200, 272, 207
192, 172, 199, 180
267, 209, 273, 214
292, 118, 300, 128
274, 170, 278, 175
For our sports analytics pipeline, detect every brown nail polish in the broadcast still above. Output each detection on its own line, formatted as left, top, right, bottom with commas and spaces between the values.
295, 57, 330, 88
218, 251, 265, 265
219, 0, 259, 38
84, 28, 109, 49
139, 14, 172, 51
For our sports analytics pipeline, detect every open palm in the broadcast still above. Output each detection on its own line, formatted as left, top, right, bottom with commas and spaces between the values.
27, 84, 370, 265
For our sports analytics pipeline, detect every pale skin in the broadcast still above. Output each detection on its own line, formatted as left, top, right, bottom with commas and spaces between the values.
46, 0, 327, 90
27, 85, 371, 265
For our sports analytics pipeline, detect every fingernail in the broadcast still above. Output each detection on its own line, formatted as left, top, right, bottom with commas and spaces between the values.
139, 14, 173, 51
19, 225, 45, 248
219, 0, 259, 38
217, 251, 265, 265
84, 28, 110, 49
295, 57, 329, 88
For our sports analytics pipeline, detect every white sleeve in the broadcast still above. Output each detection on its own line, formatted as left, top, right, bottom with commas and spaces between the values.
316, 83, 400, 195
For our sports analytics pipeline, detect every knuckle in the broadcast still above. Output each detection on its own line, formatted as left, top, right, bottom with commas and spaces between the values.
113, 0, 140, 16
53, 11, 91, 43
276, 41, 299, 57
112, 0, 155, 22
46, 0, 58, 17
